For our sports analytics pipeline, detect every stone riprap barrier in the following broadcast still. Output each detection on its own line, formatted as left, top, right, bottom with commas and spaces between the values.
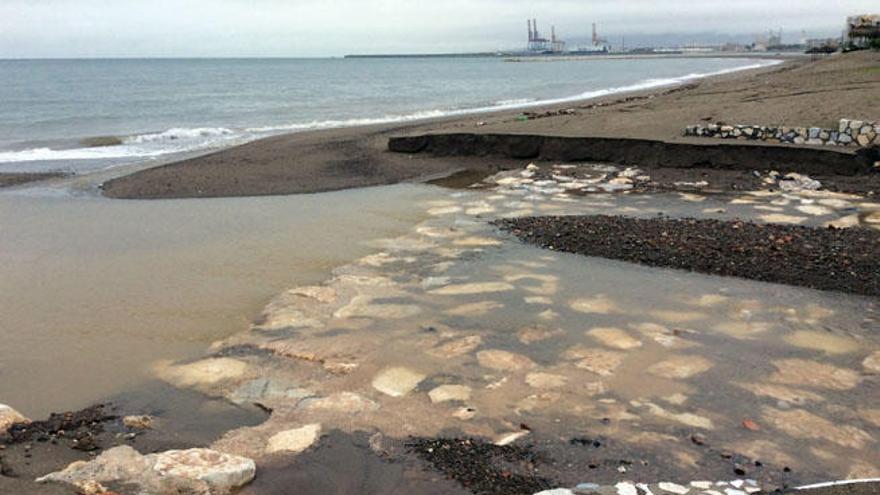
684, 119, 879, 148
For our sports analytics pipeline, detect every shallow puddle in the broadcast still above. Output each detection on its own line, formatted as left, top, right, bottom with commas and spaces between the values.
0, 185, 445, 416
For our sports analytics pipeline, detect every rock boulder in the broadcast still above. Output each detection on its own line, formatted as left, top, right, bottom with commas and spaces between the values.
37, 446, 256, 495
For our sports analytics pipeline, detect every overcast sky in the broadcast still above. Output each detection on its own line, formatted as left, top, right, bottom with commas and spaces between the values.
1, 0, 875, 58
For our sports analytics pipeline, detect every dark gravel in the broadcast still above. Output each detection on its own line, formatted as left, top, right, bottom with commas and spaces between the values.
407, 437, 554, 495
495, 215, 880, 296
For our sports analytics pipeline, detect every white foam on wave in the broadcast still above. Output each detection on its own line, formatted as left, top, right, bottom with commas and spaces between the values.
0, 127, 242, 164
124, 127, 235, 144
0, 59, 781, 165
493, 98, 536, 107
244, 110, 449, 133
0, 146, 168, 164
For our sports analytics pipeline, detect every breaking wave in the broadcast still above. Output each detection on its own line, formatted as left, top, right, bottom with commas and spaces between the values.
124, 127, 236, 144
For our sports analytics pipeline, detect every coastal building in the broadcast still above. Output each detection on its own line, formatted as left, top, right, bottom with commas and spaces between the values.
846, 14, 880, 47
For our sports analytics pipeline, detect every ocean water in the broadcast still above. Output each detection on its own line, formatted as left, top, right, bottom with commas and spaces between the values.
0, 57, 779, 173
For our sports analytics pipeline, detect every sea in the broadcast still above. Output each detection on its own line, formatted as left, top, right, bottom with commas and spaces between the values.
0, 56, 780, 174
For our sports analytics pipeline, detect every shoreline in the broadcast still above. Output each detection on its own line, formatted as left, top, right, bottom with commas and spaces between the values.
0, 57, 780, 183
99, 55, 810, 199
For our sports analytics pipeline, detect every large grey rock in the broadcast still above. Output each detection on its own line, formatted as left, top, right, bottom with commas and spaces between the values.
36, 446, 256, 495
152, 449, 256, 493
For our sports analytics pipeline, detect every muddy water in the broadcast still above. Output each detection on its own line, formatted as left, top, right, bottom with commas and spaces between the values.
155, 166, 880, 486
0, 185, 448, 417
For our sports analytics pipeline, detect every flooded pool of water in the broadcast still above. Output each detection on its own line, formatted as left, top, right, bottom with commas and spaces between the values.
0, 184, 447, 417
4, 163, 879, 488
151, 167, 879, 485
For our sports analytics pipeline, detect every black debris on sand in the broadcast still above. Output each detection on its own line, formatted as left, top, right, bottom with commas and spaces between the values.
495, 215, 880, 296
407, 437, 554, 495
2, 404, 117, 449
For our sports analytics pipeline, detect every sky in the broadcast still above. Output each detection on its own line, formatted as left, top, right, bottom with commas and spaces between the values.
0, 0, 876, 58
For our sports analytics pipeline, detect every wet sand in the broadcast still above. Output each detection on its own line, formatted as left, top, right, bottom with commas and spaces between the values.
100, 51, 880, 199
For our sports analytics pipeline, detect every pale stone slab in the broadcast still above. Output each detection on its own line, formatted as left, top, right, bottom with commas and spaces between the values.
570, 295, 619, 314
493, 430, 529, 446
372, 367, 426, 397
477, 350, 535, 371
38, 446, 257, 495
526, 372, 567, 389
445, 301, 504, 316
157, 358, 248, 387
429, 282, 515, 295
647, 356, 713, 379
784, 330, 859, 354
265, 424, 322, 454
152, 448, 256, 491
762, 407, 873, 449
0, 403, 29, 432
334, 295, 422, 319
863, 351, 880, 373
564, 346, 625, 377
428, 385, 472, 403
769, 359, 860, 390
587, 327, 642, 350
427, 335, 483, 359
659, 481, 691, 494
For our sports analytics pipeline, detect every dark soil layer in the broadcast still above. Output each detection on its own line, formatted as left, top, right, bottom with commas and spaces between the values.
389, 133, 879, 176
495, 215, 880, 296
408, 437, 553, 495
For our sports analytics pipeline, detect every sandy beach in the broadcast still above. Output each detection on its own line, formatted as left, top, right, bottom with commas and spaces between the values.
99, 51, 880, 199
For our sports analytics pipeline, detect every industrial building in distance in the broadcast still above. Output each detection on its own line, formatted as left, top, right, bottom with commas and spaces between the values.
345, 14, 878, 58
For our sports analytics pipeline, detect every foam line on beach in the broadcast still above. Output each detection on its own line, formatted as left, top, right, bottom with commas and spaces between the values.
245, 59, 783, 134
